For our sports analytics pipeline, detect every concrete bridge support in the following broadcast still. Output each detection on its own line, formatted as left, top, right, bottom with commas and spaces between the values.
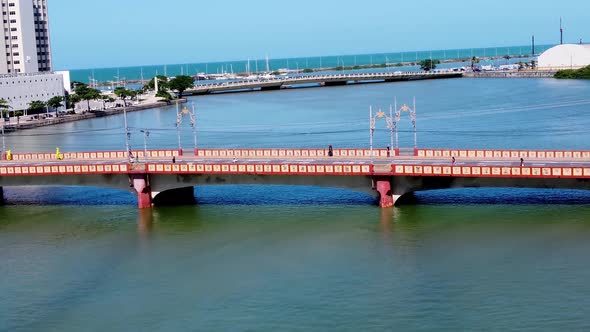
131, 174, 152, 209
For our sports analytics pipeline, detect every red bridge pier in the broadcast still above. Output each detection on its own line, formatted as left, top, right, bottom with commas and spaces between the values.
375, 178, 395, 208
131, 174, 152, 209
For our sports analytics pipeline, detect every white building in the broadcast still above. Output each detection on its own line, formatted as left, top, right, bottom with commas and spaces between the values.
0, 71, 64, 112
0, 0, 52, 75
538, 44, 590, 70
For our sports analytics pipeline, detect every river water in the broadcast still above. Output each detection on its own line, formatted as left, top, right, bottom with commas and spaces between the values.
2, 78, 590, 331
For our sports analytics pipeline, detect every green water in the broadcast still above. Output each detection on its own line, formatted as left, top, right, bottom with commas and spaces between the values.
2, 77, 590, 330
2, 205, 590, 331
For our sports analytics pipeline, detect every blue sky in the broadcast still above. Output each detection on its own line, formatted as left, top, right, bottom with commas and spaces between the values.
49, 0, 588, 70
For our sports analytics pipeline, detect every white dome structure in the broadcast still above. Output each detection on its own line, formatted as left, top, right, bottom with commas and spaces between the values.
538, 44, 590, 70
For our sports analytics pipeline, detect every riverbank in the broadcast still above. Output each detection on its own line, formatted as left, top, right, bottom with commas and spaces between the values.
4, 99, 187, 132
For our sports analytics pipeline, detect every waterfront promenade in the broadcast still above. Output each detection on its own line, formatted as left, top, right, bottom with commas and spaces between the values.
2, 98, 187, 132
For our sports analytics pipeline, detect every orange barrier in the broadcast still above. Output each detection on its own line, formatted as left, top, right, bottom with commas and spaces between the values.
147, 163, 374, 175
194, 148, 394, 158
393, 164, 590, 178
416, 149, 590, 160
9, 149, 181, 161
0, 163, 129, 176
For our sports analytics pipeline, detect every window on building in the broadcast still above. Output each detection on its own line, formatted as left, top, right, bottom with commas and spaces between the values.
9, 11, 15, 15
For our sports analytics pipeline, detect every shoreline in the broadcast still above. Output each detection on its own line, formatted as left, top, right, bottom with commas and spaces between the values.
3, 99, 187, 132
91, 54, 536, 87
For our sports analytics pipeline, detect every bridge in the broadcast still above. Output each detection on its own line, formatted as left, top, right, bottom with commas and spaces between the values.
187, 71, 462, 95
2, 147, 590, 208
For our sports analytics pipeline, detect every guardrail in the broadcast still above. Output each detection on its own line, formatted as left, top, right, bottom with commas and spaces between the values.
415, 148, 590, 160
8, 149, 182, 161
394, 164, 590, 178
195, 148, 395, 158
189, 71, 461, 91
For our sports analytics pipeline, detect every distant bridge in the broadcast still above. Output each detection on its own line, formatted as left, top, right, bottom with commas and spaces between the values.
2, 147, 590, 208
186, 71, 463, 95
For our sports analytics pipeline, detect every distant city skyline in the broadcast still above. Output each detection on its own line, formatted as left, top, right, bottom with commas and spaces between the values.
49, 0, 588, 70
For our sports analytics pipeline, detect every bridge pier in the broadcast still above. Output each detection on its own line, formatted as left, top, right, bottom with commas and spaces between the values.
131, 174, 152, 209
375, 178, 395, 208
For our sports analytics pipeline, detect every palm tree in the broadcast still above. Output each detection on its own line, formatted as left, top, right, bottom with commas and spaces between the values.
0, 98, 11, 119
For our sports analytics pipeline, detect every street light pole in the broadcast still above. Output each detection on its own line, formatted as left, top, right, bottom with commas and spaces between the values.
141, 129, 149, 159
176, 101, 182, 151
123, 101, 130, 156
191, 103, 197, 151
1, 121, 5, 160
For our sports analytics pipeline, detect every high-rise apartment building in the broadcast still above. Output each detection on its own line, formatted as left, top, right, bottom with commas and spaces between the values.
0, 0, 52, 75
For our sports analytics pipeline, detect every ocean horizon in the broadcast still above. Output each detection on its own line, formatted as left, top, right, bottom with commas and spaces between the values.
64, 43, 554, 84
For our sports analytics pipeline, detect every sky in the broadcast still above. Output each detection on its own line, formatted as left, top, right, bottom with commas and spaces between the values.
49, 0, 589, 70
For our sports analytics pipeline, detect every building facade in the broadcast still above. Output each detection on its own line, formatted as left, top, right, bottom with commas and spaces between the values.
538, 44, 590, 70
0, 0, 52, 75
0, 71, 63, 112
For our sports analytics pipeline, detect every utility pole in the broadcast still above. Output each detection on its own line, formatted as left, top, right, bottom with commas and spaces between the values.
176, 102, 182, 151
560, 17, 563, 45
141, 129, 149, 159
123, 101, 130, 157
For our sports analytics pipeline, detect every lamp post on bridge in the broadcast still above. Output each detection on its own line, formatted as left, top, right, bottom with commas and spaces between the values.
393, 97, 417, 150
176, 102, 197, 153
140, 129, 150, 159
123, 101, 131, 157
1, 120, 5, 159
369, 106, 395, 157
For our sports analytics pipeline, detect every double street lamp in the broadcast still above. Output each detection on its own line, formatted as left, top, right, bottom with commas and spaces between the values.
140, 129, 150, 159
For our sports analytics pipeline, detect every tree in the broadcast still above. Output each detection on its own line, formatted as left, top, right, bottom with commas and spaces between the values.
168, 75, 195, 97
47, 96, 64, 112
75, 85, 101, 111
419, 59, 440, 71
71, 81, 87, 90
142, 75, 169, 92
470, 56, 480, 69
114, 87, 134, 106
503, 55, 511, 64
0, 98, 11, 119
155, 90, 173, 102
68, 93, 81, 110
28, 100, 46, 114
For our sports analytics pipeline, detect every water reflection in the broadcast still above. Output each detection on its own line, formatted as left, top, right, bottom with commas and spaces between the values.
137, 208, 154, 236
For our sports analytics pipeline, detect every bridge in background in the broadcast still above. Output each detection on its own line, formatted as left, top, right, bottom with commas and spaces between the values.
2, 147, 590, 208
187, 71, 463, 95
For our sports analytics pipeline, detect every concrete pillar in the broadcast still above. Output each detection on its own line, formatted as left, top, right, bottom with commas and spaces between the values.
131, 174, 152, 209
153, 187, 196, 206
376, 180, 394, 208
